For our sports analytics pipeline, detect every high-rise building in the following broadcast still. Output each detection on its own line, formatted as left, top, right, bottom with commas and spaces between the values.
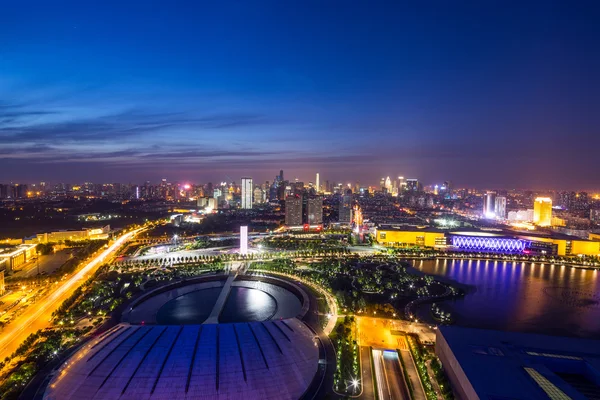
406, 179, 420, 192
494, 196, 507, 219
253, 187, 265, 204
483, 192, 496, 218
285, 195, 303, 226
398, 177, 406, 192
306, 196, 323, 224
533, 197, 552, 226
339, 192, 353, 224
315, 173, 320, 193
241, 177, 253, 209
384, 176, 392, 193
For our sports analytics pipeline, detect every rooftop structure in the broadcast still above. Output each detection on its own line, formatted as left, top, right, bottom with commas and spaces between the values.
44, 319, 318, 400
437, 326, 600, 400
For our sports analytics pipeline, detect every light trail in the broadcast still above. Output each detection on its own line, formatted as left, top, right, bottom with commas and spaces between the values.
0, 229, 143, 359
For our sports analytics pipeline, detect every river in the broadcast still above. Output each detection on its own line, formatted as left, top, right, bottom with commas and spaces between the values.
412, 258, 600, 338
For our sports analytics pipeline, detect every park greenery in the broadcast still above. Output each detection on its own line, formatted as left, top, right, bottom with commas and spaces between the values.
250, 255, 459, 316
330, 316, 360, 395
407, 335, 441, 400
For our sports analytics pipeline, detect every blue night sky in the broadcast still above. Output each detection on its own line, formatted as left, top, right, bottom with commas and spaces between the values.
1, 1, 599, 189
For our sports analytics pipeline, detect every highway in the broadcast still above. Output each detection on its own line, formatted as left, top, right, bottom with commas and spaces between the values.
0, 228, 143, 360
372, 349, 409, 400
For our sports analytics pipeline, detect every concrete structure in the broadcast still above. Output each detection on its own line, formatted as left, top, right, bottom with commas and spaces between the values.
44, 319, 319, 400
285, 195, 302, 226
437, 326, 600, 400
241, 177, 253, 209
315, 172, 320, 193
534, 197, 553, 227
240, 226, 248, 255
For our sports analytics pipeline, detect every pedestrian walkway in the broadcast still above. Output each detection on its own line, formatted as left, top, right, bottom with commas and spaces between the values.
203, 274, 236, 324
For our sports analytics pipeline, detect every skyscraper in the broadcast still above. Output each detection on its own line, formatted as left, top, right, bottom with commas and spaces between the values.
384, 176, 392, 193
339, 191, 353, 224
483, 192, 496, 218
315, 173, 320, 193
285, 195, 303, 226
241, 177, 253, 209
406, 179, 420, 192
306, 196, 323, 224
533, 197, 552, 226
253, 187, 265, 204
494, 196, 507, 219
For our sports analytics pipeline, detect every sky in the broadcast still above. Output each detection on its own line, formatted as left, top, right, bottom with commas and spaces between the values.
1, 1, 599, 190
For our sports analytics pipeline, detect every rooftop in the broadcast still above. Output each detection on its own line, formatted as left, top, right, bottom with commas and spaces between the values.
45, 319, 319, 400
437, 326, 600, 400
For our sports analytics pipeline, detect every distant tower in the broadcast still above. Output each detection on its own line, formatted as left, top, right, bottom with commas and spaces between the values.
533, 197, 552, 226
339, 191, 353, 224
483, 192, 496, 218
495, 196, 507, 219
385, 176, 392, 193
316, 173, 320, 193
285, 195, 303, 226
306, 196, 323, 224
241, 177, 253, 209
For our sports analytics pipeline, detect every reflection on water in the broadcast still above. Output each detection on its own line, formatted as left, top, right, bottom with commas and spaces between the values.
413, 259, 600, 338
156, 287, 222, 325
220, 287, 277, 323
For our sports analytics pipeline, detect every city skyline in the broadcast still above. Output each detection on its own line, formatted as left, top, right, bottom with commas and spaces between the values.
2, 2, 600, 189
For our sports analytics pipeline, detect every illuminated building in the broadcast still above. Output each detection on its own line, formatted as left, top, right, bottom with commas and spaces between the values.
384, 176, 392, 193
285, 195, 302, 226
398, 176, 406, 192
494, 196, 507, 219
375, 227, 599, 256
482, 192, 496, 218
0, 244, 38, 272
533, 197, 552, 226
0, 260, 5, 295
207, 197, 218, 210
31, 225, 111, 244
315, 172, 320, 192
240, 225, 248, 255
253, 187, 265, 204
353, 204, 363, 226
306, 196, 323, 224
406, 178, 420, 192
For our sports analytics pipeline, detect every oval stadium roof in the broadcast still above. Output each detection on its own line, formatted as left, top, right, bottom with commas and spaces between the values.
44, 319, 318, 400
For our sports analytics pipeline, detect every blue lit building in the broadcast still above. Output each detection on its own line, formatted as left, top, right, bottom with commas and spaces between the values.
437, 326, 600, 400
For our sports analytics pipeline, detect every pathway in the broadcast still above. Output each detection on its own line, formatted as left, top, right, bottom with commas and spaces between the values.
203, 274, 236, 324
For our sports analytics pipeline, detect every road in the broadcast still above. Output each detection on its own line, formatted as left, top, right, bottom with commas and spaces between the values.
373, 349, 409, 400
399, 349, 427, 400
0, 229, 143, 360
359, 346, 375, 400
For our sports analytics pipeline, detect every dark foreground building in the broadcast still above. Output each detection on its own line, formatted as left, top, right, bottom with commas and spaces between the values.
437, 326, 600, 399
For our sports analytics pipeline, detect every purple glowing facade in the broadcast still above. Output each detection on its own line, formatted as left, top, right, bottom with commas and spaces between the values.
451, 236, 530, 253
